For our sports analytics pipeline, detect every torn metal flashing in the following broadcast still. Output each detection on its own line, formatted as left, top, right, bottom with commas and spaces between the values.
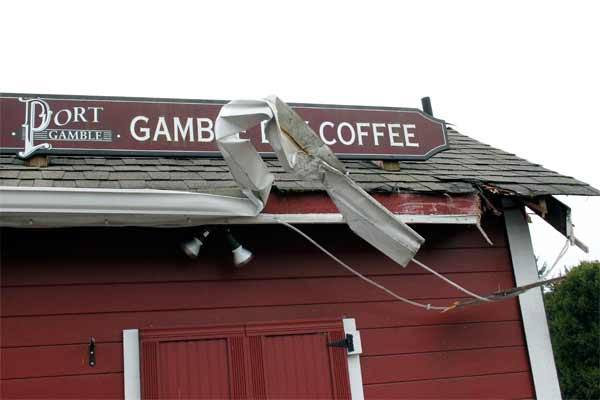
214, 97, 425, 266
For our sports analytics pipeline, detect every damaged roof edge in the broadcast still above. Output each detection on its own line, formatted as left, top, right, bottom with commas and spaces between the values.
1, 127, 599, 197
0, 186, 482, 228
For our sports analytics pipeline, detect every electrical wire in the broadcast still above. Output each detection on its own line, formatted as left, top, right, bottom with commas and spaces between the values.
541, 238, 570, 280
411, 258, 491, 302
277, 220, 571, 312
277, 220, 450, 312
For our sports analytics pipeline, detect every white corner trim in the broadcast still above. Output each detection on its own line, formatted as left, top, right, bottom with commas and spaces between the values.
123, 329, 141, 400
343, 318, 365, 400
504, 207, 562, 399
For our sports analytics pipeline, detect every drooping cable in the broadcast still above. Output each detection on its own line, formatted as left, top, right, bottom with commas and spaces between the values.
541, 238, 570, 280
411, 258, 491, 302
277, 220, 450, 312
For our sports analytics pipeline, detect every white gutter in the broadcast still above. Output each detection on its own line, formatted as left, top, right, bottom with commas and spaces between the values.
0, 186, 480, 228
0, 186, 259, 216
0, 186, 259, 228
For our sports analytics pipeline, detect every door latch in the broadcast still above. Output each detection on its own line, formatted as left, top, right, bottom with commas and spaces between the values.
88, 337, 96, 367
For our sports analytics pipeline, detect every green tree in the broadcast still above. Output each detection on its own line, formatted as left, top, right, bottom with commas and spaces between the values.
544, 261, 600, 399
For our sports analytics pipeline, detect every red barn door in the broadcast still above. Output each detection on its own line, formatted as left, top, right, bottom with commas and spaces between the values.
139, 320, 352, 399
140, 325, 247, 399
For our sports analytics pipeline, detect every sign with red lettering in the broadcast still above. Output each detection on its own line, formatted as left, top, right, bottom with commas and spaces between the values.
0, 93, 449, 160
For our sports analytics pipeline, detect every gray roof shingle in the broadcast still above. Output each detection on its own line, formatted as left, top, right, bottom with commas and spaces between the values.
1, 128, 598, 197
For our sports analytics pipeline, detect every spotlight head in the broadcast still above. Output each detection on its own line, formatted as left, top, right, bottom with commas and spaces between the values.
232, 245, 254, 268
181, 229, 211, 259
225, 229, 253, 267
181, 237, 202, 259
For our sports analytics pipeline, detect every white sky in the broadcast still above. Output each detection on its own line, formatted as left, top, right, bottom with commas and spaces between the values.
2, 1, 598, 274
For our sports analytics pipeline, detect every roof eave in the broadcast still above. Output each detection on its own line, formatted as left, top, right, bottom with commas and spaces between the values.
0, 186, 482, 228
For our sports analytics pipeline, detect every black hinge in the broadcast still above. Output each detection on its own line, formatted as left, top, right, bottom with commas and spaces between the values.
327, 334, 354, 352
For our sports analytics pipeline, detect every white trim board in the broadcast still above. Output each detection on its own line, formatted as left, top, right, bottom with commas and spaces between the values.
0, 212, 481, 228
123, 329, 141, 400
343, 318, 365, 400
0, 211, 480, 228
504, 205, 561, 399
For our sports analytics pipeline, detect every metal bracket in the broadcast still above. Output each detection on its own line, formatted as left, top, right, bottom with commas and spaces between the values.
88, 337, 96, 367
328, 333, 354, 352
519, 196, 589, 253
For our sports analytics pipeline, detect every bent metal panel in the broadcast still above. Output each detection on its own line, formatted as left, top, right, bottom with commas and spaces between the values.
0, 94, 449, 160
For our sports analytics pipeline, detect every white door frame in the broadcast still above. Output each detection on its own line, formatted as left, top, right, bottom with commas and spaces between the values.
123, 329, 141, 400
343, 318, 365, 400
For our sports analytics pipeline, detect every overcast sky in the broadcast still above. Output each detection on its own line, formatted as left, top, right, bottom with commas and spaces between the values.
2, 1, 598, 275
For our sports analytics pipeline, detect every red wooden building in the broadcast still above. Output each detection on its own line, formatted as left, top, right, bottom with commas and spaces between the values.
1, 94, 598, 399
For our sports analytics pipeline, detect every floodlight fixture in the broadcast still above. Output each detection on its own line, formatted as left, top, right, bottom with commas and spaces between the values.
225, 229, 253, 267
181, 228, 211, 259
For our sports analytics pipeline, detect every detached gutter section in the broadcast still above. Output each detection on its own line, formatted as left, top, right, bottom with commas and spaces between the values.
214, 97, 424, 266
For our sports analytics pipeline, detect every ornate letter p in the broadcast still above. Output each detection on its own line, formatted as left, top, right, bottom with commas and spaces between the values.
18, 98, 53, 159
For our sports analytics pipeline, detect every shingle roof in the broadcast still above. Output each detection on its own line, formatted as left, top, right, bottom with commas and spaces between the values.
1, 128, 598, 197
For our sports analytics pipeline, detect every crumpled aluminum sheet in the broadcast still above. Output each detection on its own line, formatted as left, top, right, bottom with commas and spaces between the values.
215, 96, 424, 266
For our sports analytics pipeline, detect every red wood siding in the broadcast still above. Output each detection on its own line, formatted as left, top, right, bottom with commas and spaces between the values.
0, 216, 534, 399
262, 192, 481, 216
